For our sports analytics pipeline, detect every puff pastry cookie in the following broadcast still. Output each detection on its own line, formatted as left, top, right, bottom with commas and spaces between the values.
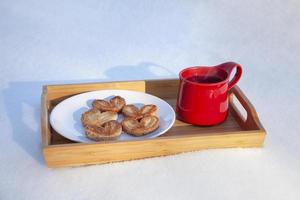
122, 115, 160, 136
81, 108, 117, 127
122, 104, 157, 119
81, 108, 121, 141
92, 96, 126, 113
85, 120, 122, 141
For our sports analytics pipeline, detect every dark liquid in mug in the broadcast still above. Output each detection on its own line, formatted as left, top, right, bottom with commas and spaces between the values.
186, 75, 223, 83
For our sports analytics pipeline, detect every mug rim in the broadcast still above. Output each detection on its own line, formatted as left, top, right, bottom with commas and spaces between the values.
179, 66, 229, 86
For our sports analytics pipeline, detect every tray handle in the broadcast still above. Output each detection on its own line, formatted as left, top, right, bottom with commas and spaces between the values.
229, 86, 264, 130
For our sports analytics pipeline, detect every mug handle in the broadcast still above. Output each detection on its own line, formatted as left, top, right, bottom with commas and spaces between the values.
217, 62, 243, 90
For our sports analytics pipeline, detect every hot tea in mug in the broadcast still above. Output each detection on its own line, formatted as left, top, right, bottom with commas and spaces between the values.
186, 75, 224, 83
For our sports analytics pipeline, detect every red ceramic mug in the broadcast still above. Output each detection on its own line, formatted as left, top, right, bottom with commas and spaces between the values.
176, 62, 242, 126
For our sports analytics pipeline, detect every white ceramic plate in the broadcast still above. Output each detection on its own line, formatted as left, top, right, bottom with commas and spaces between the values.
50, 90, 176, 143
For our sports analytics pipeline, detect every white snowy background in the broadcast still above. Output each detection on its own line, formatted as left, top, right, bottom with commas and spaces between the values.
0, 0, 300, 199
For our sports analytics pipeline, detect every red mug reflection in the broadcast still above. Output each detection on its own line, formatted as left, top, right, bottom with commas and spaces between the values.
176, 62, 242, 126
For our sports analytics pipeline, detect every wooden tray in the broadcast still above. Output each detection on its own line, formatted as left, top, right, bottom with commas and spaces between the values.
41, 79, 266, 168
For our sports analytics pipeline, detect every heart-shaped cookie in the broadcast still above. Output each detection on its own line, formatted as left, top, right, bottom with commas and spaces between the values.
85, 120, 122, 141
122, 115, 160, 136
92, 96, 126, 113
81, 108, 118, 127
122, 104, 157, 119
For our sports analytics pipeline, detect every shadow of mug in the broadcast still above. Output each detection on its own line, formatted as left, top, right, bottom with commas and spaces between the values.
104, 62, 175, 81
